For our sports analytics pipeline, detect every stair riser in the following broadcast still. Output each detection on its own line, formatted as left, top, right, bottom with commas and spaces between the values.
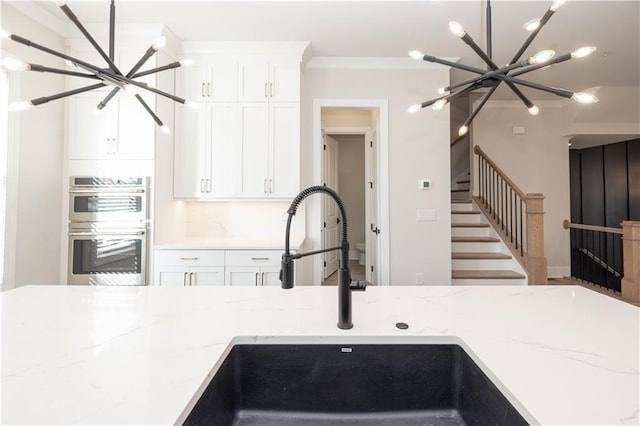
451, 242, 503, 252
452, 259, 517, 270
451, 213, 481, 224
450, 202, 474, 212
452, 278, 527, 286
452, 227, 491, 237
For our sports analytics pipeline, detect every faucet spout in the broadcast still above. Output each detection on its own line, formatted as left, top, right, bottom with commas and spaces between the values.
280, 186, 365, 329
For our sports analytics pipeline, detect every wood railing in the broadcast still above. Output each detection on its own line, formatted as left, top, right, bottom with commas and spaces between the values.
563, 220, 640, 303
473, 145, 547, 285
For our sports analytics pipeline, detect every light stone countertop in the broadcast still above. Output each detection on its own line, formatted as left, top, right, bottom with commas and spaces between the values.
1, 285, 638, 425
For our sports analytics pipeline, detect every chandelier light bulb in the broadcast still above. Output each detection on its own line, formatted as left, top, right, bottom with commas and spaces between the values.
571, 46, 597, 59
572, 92, 599, 104
185, 101, 200, 110
550, 0, 566, 12
433, 99, 448, 111
530, 50, 556, 64
458, 125, 468, 136
449, 21, 466, 38
123, 84, 138, 95
408, 50, 424, 61
437, 87, 447, 95
56, 1, 67, 6
407, 104, 422, 113
179, 58, 194, 67
160, 125, 172, 135
152, 36, 167, 51
1, 57, 29, 71
528, 105, 540, 115
523, 19, 540, 32
0, 29, 10, 40
8, 101, 33, 112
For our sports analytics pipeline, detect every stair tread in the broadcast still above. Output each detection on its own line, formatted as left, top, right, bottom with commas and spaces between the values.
451, 211, 480, 215
456, 179, 471, 184
451, 223, 489, 228
451, 200, 472, 204
451, 189, 469, 193
452, 270, 526, 279
452, 236, 500, 243
452, 252, 512, 260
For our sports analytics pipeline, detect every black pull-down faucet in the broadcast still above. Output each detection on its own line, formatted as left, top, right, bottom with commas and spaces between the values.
280, 186, 366, 329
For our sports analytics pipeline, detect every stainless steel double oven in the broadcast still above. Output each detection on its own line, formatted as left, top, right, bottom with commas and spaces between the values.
67, 177, 149, 286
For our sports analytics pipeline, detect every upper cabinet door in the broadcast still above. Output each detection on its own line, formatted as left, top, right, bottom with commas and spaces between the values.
179, 60, 238, 102
209, 103, 238, 197
238, 103, 270, 197
117, 92, 155, 159
238, 59, 300, 102
174, 102, 210, 198
238, 59, 270, 102
269, 61, 300, 102
67, 92, 117, 160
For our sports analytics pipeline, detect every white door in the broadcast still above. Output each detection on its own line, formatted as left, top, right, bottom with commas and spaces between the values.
260, 267, 282, 286
238, 60, 269, 102
209, 103, 237, 197
238, 103, 269, 197
322, 134, 340, 278
190, 267, 225, 286
156, 267, 188, 286
366, 128, 379, 284
269, 103, 299, 198
67, 92, 115, 159
269, 61, 300, 102
226, 266, 259, 286
117, 92, 155, 159
174, 102, 209, 197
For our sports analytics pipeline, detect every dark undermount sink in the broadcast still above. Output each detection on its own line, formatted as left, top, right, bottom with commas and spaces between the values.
183, 344, 529, 426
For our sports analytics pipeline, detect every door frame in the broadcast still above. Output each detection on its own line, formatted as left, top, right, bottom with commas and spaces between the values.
312, 99, 389, 286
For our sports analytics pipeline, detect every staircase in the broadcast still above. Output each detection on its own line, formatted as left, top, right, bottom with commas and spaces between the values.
451, 200, 527, 285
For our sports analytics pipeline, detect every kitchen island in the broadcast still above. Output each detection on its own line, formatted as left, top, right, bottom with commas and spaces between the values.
1, 285, 638, 425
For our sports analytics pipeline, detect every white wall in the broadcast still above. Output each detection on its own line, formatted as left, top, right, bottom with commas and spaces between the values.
302, 65, 452, 285
1, 4, 66, 287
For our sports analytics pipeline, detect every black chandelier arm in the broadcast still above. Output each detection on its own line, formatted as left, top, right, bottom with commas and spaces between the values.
126, 46, 162, 78
501, 76, 574, 99
30, 82, 107, 106
508, 52, 573, 78
509, 7, 557, 65
417, 82, 481, 109
131, 62, 181, 79
460, 32, 500, 71
134, 94, 164, 127
57, 3, 122, 75
421, 54, 487, 75
486, 0, 493, 58
122, 78, 186, 104
7, 33, 117, 79
443, 60, 530, 94
462, 84, 500, 128
109, 0, 116, 61
97, 87, 121, 110
26, 63, 101, 79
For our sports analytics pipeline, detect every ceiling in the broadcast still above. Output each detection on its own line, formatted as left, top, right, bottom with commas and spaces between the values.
6, 0, 639, 102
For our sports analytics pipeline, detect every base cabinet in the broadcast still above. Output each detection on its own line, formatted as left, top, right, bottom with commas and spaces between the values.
154, 249, 283, 286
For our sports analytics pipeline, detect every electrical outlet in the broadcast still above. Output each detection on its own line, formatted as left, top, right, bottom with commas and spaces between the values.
415, 273, 424, 285
416, 209, 436, 221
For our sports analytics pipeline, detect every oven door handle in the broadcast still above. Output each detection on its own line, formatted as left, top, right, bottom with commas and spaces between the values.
69, 188, 146, 194
68, 231, 146, 237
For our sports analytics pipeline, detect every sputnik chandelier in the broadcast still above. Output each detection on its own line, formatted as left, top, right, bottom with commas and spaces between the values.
1, 0, 190, 134
408, 0, 598, 136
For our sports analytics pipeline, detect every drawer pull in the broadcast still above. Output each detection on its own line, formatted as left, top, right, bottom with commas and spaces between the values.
180, 257, 199, 261
251, 257, 270, 261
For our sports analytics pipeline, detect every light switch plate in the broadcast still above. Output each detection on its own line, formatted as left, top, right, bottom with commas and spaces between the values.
417, 209, 436, 221
418, 179, 431, 190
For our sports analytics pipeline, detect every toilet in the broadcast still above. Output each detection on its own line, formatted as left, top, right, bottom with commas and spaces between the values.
355, 242, 366, 266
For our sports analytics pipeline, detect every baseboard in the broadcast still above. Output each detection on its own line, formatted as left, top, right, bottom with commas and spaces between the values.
547, 266, 570, 279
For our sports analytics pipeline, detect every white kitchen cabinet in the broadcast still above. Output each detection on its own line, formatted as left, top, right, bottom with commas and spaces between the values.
154, 250, 225, 286
66, 47, 156, 160
238, 102, 299, 198
174, 102, 237, 198
238, 59, 300, 102
224, 250, 282, 286
179, 60, 237, 102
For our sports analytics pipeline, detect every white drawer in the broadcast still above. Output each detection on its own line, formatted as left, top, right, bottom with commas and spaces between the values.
224, 250, 281, 267
155, 249, 225, 267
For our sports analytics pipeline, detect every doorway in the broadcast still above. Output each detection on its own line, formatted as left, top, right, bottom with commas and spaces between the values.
312, 99, 389, 286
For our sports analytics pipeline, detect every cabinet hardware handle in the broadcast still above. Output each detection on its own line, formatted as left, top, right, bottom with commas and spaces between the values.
179, 257, 199, 261
269, 82, 274, 98
190, 272, 195, 286
255, 272, 259, 286
264, 83, 268, 98
269, 179, 273, 194
201, 179, 206, 193
207, 82, 211, 98
113, 138, 119, 154
206, 178, 211, 193
251, 257, 269, 261
106, 138, 112, 155
201, 82, 206, 98
264, 179, 268, 194
183, 272, 188, 286
261, 272, 265, 286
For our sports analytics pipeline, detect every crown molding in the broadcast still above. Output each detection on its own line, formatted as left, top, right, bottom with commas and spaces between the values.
306, 56, 460, 70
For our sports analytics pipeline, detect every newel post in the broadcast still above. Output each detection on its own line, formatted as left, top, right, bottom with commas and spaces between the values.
525, 193, 547, 285
621, 221, 640, 303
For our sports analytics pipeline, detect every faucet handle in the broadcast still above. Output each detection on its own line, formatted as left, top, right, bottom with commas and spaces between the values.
349, 280, 367, 291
